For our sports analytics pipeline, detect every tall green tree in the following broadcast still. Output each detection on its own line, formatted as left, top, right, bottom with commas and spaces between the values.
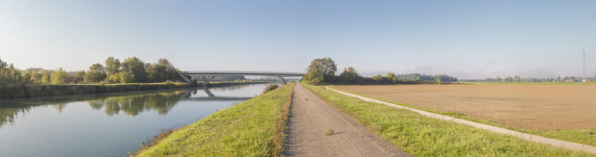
146, 58, 180, 82
306, 58, 337, 84
105, 57, 121, 75
122, 57, 147, 83
158, 58, 179, 80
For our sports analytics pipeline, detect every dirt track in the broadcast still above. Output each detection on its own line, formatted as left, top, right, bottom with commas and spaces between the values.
335, 85, 596, 130
283, 84, 411, 157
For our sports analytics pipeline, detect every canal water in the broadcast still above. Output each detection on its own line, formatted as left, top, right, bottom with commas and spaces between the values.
0, 83, 280, 157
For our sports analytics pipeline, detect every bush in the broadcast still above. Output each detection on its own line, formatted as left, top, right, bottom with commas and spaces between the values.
263, 84, 279, 94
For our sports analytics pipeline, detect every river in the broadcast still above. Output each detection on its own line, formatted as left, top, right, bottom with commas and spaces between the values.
0, 83, 280, 157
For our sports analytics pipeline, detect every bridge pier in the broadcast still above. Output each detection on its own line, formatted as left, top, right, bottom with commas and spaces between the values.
179, 74, 191, 83
278, 76, 286, 84
204, 76, 216, 86
204, 88, 215, 98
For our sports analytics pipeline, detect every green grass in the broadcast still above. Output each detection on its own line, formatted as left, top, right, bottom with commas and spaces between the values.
135, 83, 295, 157
327, 85, 596, 147
461, 82, 596, 85
303, 83, 594, 156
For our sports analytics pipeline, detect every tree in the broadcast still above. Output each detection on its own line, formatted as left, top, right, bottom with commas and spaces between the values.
306, 58, 337, 84
158, 58, 179, 80
50, 68, 69, 84
122, 57, 147, 83
41, 74, 49, 84
372, 74, 385, 82
105, 71, 135, 84
147, 63, 167, 82
105, 57, 121, 75
84, 63, 107, 83
514, 75, 521, 82
75, 71, 86, 82
339, 67, 362, 84
385, 73, 398, 84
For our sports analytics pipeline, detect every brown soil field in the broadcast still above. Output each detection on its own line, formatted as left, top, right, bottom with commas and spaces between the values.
335, 85, 596, 130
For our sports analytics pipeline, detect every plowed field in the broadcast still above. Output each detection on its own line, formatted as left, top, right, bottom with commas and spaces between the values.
335, 85, 596, 130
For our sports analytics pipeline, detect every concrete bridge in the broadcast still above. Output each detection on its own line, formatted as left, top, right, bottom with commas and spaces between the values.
179, 71, 305, 85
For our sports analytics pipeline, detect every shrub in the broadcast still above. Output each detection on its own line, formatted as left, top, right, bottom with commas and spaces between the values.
263, 84, 279, 94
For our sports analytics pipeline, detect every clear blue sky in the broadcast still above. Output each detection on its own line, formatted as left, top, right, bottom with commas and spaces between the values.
1, 0, 595, 79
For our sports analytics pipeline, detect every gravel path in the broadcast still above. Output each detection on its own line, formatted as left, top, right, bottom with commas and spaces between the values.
283, 84, 412, 157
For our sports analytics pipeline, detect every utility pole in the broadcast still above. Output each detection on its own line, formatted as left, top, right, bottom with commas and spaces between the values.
582, 50, 587, 85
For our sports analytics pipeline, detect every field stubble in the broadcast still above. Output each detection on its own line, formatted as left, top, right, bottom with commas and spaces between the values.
335, 85, 596, 130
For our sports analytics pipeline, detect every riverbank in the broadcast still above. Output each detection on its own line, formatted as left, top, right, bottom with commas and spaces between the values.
302, 84, 593, 156
0, 81, 274, 99
133, 83, 295, 156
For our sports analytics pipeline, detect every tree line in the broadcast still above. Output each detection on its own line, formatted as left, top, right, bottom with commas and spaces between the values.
0, 56, 181, 86
479, 75, 596, 82
303, 58, 457, 85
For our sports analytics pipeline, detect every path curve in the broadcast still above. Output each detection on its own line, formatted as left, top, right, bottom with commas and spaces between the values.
283, 83, 412, 157
326, 86, 596, 154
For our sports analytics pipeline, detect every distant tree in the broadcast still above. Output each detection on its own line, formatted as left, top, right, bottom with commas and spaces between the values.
372, 74, 385, 82
514, 75, 521, 82
41, 74, 49, 84
105, 57, 121, 75
339, 67, 362, 84
118, 72, 135, 83
75, 71, 86, 82
105, 71, 135, 84
23, 73, 33, 84
306, 58, 337, 84
50, 68, 69, 84
147, 63, 167, 82
0, 57, 7, 70
385, 73, 398, 84
84, 63, 107, 83
122, 57, 147, 83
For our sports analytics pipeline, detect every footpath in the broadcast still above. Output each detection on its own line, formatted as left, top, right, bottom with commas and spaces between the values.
283, 83, 411, 157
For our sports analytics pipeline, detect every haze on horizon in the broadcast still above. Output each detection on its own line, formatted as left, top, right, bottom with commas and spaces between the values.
1, 1, 595, 79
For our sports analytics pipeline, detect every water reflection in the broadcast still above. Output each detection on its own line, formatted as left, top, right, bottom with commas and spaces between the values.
86, 91, 188, 117
0, 84, 259, 128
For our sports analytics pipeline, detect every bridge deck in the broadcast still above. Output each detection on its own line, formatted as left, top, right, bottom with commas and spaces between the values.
180, 71, 305, 77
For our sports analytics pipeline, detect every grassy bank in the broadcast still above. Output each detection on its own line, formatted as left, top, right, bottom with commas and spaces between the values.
303, 84, 593, 156
329, 85, 596, 147
134, 83, 295, 156
0, 81, 270, 99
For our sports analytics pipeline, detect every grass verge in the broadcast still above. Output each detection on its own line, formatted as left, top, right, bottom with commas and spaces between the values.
328, 85, 596, 147
303, 83, 594, 156
134, 83, 295, 157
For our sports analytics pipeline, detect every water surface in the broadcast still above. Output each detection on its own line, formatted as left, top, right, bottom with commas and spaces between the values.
0, 83, 278, 157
